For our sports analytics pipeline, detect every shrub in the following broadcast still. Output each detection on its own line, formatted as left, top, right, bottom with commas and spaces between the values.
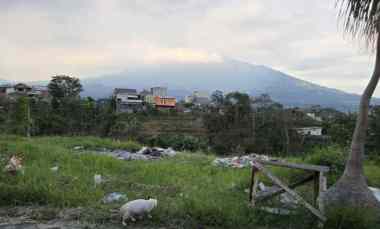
305, 146, 346, 183
324, 207, 379, 229
145, 134, 208, 152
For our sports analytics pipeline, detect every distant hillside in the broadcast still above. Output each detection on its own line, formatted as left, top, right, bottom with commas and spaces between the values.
81, 59, 379, 111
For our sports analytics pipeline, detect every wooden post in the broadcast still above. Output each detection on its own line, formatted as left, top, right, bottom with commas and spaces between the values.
314, 172, 319, 206
318, 172, 327, 214
249, 167, 259, 206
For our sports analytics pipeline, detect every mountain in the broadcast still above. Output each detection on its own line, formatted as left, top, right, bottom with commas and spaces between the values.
79, 59, 379, 111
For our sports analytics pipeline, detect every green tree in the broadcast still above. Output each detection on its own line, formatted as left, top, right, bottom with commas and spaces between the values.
11, 96, 31, 137
323, 0, 380, 211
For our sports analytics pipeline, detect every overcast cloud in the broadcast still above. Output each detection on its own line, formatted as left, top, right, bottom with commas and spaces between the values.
0, 0, 378, 95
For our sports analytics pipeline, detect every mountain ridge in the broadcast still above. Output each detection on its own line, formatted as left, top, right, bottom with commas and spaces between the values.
81, 59, 378, 111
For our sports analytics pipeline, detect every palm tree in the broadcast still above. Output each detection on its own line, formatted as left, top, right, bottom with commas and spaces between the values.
323, 0, 380, 210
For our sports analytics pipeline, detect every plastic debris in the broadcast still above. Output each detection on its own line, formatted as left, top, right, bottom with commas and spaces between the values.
73, 146, 84, 150
4, 155, 23, 175
50, 166, 59, 172
94, 174, 103, 187
80, 147, 178, 161
102, 192, 127, 204
212, 154, 275, 168
369, 187, 380, 202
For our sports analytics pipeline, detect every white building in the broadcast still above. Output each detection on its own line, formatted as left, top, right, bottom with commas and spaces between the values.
294, 127, 323, 136
306, 113, 322, 122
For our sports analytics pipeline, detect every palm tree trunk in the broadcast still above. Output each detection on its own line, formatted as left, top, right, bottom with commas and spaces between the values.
345, 34, 380, 178
323, 34, 380, 210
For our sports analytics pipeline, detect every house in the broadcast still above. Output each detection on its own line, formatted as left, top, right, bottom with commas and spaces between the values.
13, 83, 32, 95
140, 89, 155, 105
30, 85, 49, 97
0, 84, 14, 97
154, 96, 176, 109
113, 88, 143, 113
294, 127, 323, 136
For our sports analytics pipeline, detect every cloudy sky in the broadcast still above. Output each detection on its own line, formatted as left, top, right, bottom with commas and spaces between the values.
0, 0, 378, 95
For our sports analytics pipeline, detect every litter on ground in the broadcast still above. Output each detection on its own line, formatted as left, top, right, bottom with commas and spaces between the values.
102, 192, 127, 204
74, 146, 178, 161
50, 166, 59, 172
212, 154, 275, 168
94, 174, 103, 187
4, 155, 23, 175
369, 187, 380, 202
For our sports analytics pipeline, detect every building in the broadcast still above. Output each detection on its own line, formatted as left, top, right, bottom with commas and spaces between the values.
154, 96, 176, 109
13, 83, 32, 95
185, 90, 210, 106
113, 88, 143, 113
140, 89, 155, 104
306, 113, 322, 122
151, 87, 167, 97
0, 84, 14, 97
0, 83, 49, 99
294, 127, 323, 136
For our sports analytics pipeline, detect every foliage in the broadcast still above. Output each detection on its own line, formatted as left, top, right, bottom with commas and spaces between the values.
324, 207, 379, 229
48, 75, 82, 101
323, 112, 356, 147
9, 96, 30, 136
109, 114, 142, 139
145, 134, 208, 152
337, 0, 380, 45
204, 92, 254, 154
305, 146, 347, 183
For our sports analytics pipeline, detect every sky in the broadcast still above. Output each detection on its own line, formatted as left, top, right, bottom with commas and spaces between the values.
0, 0, 378, 96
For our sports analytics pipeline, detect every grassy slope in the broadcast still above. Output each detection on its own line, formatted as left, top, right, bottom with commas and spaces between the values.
0, 136, 379, 228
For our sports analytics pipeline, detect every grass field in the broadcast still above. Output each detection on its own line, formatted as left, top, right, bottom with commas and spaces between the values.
0, 135, 379, 228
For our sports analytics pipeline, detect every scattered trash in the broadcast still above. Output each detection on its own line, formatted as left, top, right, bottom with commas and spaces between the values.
73, 146, 84, 150
259, 207, 291, 215
4, 155, 23, 175
75, 146, 178, 161
259, 182, 267, 191
102, 192, 127, 204
120, 198, 158, 225
94, 174, 102, 187
369, 187, 380, 202
50, 166, 59, 172
212, 154, 274, 168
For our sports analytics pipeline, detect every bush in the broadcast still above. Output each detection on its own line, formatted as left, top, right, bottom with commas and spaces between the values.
305, 146, 346, 183
145, 134, 208, 152
324, 207, 379, 229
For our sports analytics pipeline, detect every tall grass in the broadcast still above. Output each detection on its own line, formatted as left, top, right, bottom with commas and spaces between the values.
0, 136, 379, 228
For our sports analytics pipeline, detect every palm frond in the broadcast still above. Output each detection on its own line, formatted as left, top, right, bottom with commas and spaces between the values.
338, 0, 380, 45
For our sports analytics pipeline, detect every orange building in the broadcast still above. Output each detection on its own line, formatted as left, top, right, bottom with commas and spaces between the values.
154, 96, 176, 108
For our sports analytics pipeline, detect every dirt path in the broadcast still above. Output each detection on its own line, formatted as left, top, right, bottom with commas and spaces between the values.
0, 207, 167, 229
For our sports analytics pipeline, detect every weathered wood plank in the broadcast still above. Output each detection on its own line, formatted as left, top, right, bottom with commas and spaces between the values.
255, 159, 330, 173
256, 174, 315, 201
252, 162, 327, 222
318, 172, 327, 214
314, 172, 319, 205
251, 175, 259, 207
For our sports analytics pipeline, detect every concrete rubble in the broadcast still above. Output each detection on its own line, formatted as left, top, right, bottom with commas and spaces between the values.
102, 192, 127, 204
369, 187, 380, 202
73, 146, 178, 161
212, 154, 274, 168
